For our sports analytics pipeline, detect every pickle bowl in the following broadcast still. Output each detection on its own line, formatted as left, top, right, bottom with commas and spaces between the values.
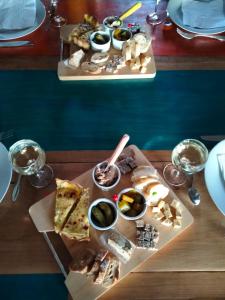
90, 31, 111, 52
88, 198, 118, 231
103, 16, 123, 35
112, 28, 132, 50
117, 188, 147, 221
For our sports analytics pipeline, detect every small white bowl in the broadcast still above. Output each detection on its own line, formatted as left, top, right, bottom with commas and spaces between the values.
117, 188, 147, 221
92, 161, 121, 191
88, 198, 118, 231
103, 16, 123, 35
112, 28, 132, 50
90, 31, 111, 52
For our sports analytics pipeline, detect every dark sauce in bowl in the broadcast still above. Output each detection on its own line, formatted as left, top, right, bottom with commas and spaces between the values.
118, 190, 146, 218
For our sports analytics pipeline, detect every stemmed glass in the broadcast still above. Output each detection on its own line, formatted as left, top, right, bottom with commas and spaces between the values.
163, 139, 208, 188
146, 0, 168, 26
9, 139, 54, 189
48, 0, 66, 28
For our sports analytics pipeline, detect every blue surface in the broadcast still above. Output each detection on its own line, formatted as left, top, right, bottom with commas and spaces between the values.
0, 274, 67, 300
0, 70, 225, 150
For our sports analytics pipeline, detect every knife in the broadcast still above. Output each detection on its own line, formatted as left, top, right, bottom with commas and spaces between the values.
0, 41, 33, 47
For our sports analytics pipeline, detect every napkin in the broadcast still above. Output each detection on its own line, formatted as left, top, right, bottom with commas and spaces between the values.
181, 0, 225, 29
217, 153, 225, 181
0, 0, 36, 30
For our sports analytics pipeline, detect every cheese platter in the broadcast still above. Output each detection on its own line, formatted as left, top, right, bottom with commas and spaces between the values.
57, 14, 156, 81
29, 145, 193, 300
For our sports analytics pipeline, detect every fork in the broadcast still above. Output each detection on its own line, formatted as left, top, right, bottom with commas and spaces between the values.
176, 28, 225, 41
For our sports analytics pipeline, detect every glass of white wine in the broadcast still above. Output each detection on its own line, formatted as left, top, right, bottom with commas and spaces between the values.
146, 0, 168, 26
163, 139, 208, 187
9, 139, 54, 188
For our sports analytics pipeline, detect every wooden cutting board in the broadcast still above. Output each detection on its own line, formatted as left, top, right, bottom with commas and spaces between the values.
57, 25, 156, 81
29, 145, 193, 300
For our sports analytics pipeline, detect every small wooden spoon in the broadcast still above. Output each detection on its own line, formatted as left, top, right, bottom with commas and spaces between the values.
105, 134, 130, 171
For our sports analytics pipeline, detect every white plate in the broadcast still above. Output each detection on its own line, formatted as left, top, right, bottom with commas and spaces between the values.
204, 140, 225, 216
0, 0, 46, 40
168, 0, 225, 34
0, 143, 12, 202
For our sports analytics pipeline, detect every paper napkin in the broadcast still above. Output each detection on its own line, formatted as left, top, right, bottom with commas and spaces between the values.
181, 0, 225, 29
0, 0, 36, 30
217, 153, 225, 181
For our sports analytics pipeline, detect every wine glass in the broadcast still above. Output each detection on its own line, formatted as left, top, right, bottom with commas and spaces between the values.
48, 0, 66, 28
146, 0, 168, 26
163, 139, 208, 188
9, 139, 54, 188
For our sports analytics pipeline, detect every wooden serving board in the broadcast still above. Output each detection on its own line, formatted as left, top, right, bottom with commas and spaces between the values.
57, 25, 156, 81
29, 145, 193, 300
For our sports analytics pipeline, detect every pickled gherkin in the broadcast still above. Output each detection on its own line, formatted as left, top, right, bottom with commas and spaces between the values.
98, 203, 114, 226
92, 206, 106, 226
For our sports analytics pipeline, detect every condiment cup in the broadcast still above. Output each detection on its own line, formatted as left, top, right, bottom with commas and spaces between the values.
92, 161, 121, 191
90, 31, 111, 52
103, 16, 123, 35
112, 28, 132, 50
117, 188, 147, 221
88, 198, 118, 231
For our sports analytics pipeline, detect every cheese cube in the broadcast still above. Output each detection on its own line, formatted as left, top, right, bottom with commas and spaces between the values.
152, 206, 160, 213
162, 218, 173, 227
158, 200, 165, 210
153, 211, 164, 220
173, 218, 182, 229
171, 199, 180, 209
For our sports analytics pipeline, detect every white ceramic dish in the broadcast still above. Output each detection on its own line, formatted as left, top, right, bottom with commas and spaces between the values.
0, 143, 12, 202
168, 0, 225, 34
88, 198, 118, 231
117, 188, 147, 221
90, 31, 111, 52
92, 161, 121, 191
204, 140, 225, 215
103, 16, 123, 35
112, 28, 132, 50
0, 0, 46, 40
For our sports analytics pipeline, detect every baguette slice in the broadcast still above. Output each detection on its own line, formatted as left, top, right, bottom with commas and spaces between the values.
54, 179, 82, 234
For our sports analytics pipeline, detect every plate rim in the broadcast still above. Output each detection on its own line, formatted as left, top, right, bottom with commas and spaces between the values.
0, 142, 12, 202
204, 139, 225, 216
168, 0, 225, 35
0, 0, 46, 41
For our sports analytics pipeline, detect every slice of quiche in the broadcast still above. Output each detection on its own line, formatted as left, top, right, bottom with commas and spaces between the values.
61, 188, 90, 241
54, 178, 82, 234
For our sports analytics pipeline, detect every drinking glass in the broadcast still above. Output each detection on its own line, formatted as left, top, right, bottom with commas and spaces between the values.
9, 139, 54, 188
146, 0, 168, 26
48, 0, 66, 27
163, 139, 208, 187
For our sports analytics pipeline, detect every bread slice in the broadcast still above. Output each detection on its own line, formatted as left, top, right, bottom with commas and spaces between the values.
61, 188, 90, 241
81, 61, 101, 74
132, 176, 159, 190
54, 179, 82, 234
143, 182, 169, 206
102, 256, 120, 288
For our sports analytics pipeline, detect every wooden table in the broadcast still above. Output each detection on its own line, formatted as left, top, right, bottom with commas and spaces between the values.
1, 0, 225, 71
1, 150, 225, 299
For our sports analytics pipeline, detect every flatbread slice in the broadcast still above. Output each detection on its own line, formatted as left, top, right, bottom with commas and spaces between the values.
54, 178, 82, 233
61, 188, 90, 241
